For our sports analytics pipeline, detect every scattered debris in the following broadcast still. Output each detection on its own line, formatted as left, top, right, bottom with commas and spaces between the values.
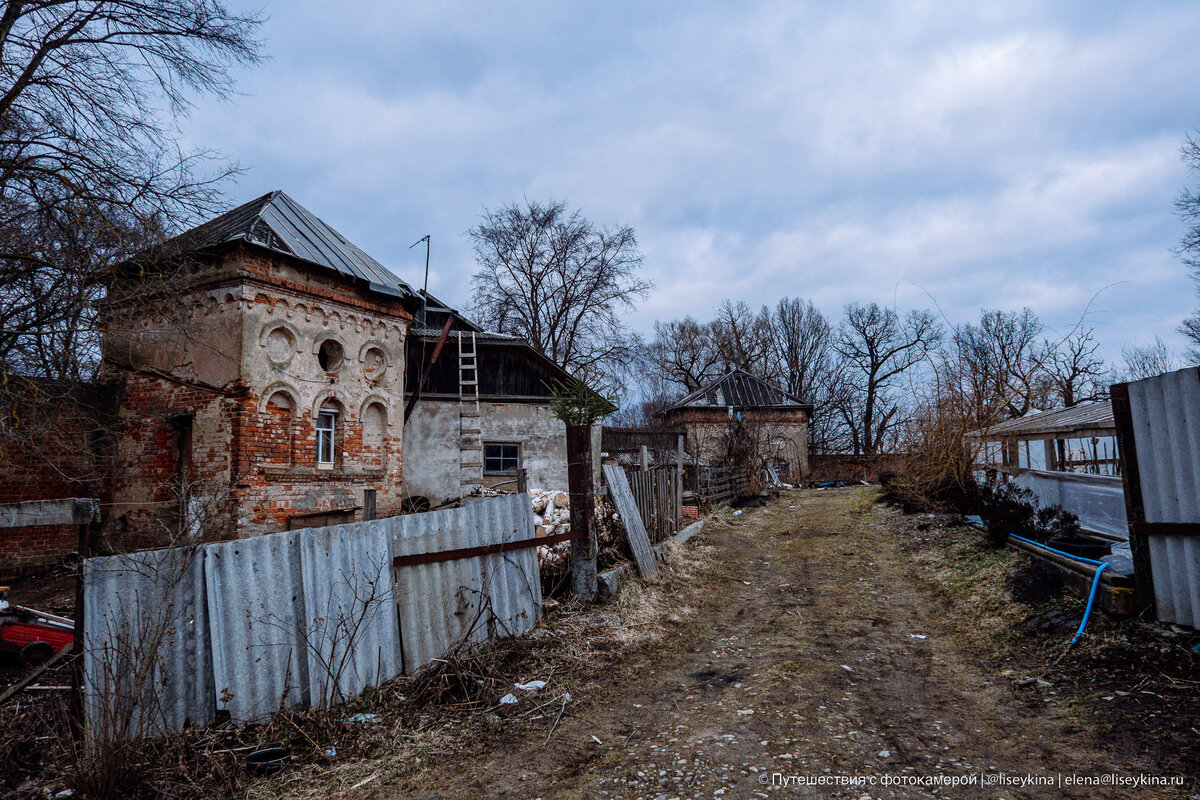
515, 680, 547, 691
246, 748, 291, 777
499, 693, 519, 705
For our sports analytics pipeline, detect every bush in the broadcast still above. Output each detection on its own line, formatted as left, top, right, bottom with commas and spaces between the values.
969, 480, 1081, 548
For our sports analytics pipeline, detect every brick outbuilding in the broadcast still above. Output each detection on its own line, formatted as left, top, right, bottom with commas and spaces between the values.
99, 191, 420, 548
659, 370, 812, 482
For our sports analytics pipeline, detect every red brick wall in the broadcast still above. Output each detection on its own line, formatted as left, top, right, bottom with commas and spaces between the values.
0, 381, 118, 572
106, 373, 238, 552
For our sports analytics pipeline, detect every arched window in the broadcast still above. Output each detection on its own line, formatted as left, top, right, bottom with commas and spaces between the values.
363, 402, 386, 468
265, 391, 296, 466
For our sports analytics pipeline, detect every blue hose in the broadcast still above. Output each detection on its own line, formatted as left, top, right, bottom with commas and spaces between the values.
1005, 533, 1110, 645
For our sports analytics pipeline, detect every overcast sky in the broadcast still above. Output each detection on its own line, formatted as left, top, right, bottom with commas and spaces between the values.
184, 1, 1200, 364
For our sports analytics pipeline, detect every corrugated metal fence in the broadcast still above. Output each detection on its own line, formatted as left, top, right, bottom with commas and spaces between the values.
83, 494, 540, 740
1112, 368, 1200, 628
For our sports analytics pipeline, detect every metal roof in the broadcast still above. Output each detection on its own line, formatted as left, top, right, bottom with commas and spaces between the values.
171, 191, 417, 300
410, 327, 520, 341
662, 370, 811, 412
973, 400, 1115, 440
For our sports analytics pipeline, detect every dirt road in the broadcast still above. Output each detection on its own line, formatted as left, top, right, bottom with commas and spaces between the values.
304, 488, 1191, 800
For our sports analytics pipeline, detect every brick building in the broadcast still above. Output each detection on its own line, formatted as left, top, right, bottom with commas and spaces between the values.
658, 370, 812, 481
98, 191, 420, 548
0, 191, 421, 569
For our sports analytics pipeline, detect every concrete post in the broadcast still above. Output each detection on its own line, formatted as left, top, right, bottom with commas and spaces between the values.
567, 424, 597, 601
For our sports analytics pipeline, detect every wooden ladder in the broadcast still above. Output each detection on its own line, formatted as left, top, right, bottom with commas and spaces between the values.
458, 331, 483, 495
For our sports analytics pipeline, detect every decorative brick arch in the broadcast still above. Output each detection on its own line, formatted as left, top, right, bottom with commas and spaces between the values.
258, 383, 300, 414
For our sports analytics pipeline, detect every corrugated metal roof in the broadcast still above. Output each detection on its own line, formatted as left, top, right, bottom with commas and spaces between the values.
974, 401, 1115, 440
662, 370, 810, 412
171, 190, 417, 300
410, 327, 520, 341
1124, 367, 1200, 627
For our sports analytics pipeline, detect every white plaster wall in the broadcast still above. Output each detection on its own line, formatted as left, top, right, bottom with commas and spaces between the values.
402, 400, 572, 505
402, 401, 464, 505
479, 403, 568, 493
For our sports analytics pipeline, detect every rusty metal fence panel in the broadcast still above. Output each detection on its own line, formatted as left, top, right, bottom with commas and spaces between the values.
1119, 368, 1200, 627
390, 494, 540, 674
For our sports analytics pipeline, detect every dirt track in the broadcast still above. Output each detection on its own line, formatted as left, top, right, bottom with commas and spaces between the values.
305, 488, 1192, 800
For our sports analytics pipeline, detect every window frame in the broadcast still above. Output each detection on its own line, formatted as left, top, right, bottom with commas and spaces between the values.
483, 441, 521, 475
316, 408, 338, 468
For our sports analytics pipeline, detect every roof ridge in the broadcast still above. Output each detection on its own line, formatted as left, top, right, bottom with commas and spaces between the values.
163, 190, 417, 301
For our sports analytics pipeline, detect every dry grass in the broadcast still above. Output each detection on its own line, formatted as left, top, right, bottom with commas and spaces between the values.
876, 501, 1035, 645
2, 529, 713, 800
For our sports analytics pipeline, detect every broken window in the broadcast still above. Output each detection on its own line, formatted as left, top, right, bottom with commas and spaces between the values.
484, 441, 520, 473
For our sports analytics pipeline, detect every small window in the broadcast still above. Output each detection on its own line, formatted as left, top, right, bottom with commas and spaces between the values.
316, 409, 338, 466
484, 442, 520, 473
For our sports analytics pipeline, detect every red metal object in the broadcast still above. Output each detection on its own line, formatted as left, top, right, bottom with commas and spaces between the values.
1, 619, 74, 653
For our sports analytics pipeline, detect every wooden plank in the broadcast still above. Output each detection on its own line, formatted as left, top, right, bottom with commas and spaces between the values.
0, 498, 97, 528
0, 641, 73, 707
603, 464, 658, 577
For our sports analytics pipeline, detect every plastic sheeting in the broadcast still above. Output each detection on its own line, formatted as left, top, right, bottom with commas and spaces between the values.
1012, 469, 1128, 541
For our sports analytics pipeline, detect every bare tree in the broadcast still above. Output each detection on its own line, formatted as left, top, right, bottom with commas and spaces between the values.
0, 1, 263, 493
835, 303, 941, 456
766, 298, 833, 398
644, 316, 723, 393
469, 199, 652, 390
710, 300, 774, 375
1042, 327, 1109, 408
951, 308, 1045, 420
0, 1, 263, 382
1122, 336, 1178, 381
1176, 132, 1200, 362
764, 297, 850, 453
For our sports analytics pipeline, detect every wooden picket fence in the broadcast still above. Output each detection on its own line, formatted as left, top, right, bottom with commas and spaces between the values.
626, 465, 681, 544
696, 466, 749, 508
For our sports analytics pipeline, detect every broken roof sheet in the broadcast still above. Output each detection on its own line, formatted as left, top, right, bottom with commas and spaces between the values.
170, 191, 417, 299
662, 370, 811, 412
972, 401, 1115, 440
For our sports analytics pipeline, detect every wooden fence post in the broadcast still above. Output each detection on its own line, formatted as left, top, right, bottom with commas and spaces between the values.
567, 425, 597, 601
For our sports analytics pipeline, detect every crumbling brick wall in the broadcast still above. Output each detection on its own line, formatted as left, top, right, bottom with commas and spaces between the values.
102, 244, 410, 545
0, 381, 119, 572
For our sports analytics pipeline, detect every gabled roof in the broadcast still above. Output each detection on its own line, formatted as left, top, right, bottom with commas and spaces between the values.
970, 401, 1115, 441
662, 370, 812, 413
169, 190, 417, 300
